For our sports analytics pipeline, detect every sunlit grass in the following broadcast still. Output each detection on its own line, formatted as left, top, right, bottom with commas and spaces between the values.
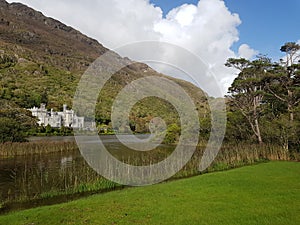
0, 161, 299, 225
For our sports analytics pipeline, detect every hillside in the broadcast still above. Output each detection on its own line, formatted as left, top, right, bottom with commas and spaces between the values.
0, 0, 209, 134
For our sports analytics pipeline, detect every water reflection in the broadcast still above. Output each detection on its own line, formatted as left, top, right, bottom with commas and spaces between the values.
0, 151, 83, 202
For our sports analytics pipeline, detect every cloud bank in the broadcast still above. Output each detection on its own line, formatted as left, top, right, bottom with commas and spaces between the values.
7, 0, 258, 96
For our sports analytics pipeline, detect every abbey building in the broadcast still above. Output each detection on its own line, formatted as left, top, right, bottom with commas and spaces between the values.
28, 104, 84, 129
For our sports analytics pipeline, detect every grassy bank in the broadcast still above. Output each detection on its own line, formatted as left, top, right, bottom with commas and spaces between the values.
0, 161, 299, 225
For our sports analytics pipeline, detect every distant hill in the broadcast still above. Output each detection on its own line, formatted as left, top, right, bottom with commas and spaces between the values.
0, 0, 209, 133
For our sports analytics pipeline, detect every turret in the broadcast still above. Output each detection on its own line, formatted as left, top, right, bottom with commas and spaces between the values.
40, 103, 46, 110
63, 104, 67, 113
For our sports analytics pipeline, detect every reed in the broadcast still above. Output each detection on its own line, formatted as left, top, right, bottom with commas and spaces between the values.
173, 142, 293, 179
116, 142, 294, 180
0, 141, 78, 157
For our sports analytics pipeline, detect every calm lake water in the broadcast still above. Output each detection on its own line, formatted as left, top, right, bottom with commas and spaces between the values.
0, 135, 174, 204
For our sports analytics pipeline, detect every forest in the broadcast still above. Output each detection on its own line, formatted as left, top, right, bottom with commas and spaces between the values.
223, 42, 299, 152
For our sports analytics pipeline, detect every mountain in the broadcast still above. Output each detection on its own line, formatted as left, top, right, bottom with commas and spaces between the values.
0, 0, 209, 133
0, 0, 106, 70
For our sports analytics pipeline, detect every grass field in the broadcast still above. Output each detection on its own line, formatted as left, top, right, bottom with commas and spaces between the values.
0, 161, 299, 225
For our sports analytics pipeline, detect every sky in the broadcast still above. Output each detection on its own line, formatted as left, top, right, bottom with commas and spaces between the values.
6, 0, 300, 96
152, 0, 300, 60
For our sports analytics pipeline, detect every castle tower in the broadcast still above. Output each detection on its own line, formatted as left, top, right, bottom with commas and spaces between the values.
63, 104, 67, 113
40, 103, 46, 110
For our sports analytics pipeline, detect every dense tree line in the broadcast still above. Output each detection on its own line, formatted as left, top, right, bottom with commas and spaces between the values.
0, 99, 37, 143
225, 42, 300, 151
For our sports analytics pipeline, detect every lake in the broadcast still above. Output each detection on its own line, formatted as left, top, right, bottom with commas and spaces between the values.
0, 135, 174, 206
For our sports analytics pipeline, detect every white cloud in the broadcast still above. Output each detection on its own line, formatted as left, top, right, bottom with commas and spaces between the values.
6, 0, 257, 96
238, 44, 258, 59
166, 4, 198, 27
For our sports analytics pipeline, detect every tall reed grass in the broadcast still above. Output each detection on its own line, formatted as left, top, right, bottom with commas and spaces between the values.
0, 141, 78, 157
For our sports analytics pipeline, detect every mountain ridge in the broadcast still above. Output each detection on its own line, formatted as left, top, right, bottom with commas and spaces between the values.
0, 0, 107, 71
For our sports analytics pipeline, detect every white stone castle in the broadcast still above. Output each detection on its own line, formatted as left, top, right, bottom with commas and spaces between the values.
29, 104, 84, 129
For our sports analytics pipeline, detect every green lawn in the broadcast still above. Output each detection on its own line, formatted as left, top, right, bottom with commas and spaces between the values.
0, 161, 299, 225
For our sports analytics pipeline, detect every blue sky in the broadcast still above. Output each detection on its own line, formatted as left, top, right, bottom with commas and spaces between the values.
151, 0, 300, 60
151, 0, 199, 14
